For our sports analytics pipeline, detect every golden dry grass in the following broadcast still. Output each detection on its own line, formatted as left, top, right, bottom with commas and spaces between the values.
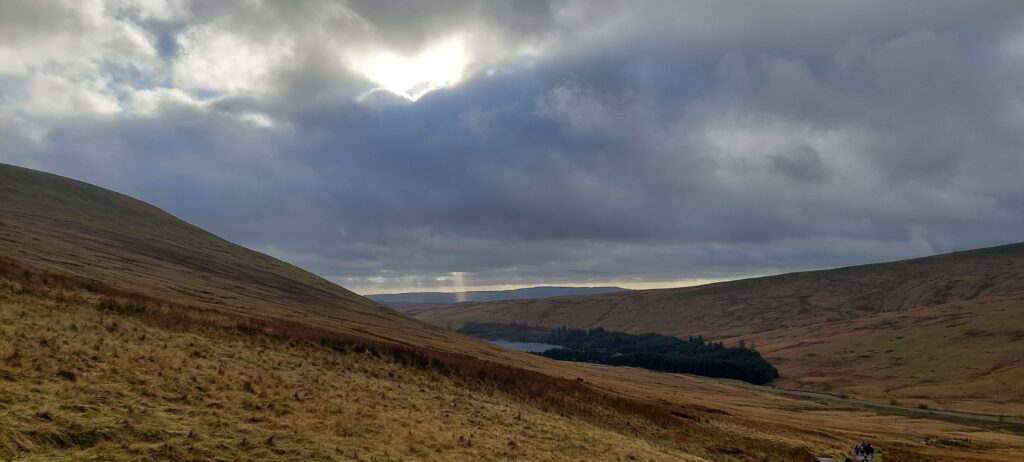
0, 281, 709, 461
3, 263, 1024, 461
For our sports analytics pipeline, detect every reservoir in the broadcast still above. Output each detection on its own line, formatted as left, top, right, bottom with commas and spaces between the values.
487, 339, 560, 353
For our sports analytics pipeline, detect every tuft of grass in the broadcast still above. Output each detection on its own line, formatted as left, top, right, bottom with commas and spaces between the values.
0, 336, 12, 362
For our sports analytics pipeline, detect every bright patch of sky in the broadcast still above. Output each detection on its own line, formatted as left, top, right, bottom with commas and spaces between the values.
353, 38, 467, 101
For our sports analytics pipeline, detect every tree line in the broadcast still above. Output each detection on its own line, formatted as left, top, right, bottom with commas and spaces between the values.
458, 322, 779, 385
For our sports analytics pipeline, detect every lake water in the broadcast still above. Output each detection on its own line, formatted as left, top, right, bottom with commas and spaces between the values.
487, 339, 560, 353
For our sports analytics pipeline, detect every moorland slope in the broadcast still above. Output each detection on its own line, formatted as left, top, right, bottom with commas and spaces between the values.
0, 163, 488, 355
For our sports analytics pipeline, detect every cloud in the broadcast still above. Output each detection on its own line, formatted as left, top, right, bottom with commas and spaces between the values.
18, 74, 121, 117
172, 22, 295, 94
2, 0, 1023, 293
768, 146, 829, 183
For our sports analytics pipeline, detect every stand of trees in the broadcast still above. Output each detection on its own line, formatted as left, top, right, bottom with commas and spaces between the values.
459, 322, 779, 385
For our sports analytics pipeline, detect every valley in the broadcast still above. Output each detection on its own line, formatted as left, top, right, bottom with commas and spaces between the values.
2, 163, 1023, 461
412, 244, 1024, 417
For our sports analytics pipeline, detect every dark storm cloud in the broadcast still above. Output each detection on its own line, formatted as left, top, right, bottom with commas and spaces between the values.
2, 0, 1024, 292
768, 146, 829, 182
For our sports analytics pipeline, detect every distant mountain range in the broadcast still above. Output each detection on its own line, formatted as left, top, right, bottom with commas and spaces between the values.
367, 286, 627, 307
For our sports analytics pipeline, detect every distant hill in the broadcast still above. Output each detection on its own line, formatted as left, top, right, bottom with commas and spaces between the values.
413, 243, 1024, 337
367, 286, 627, 308
412, 242, 1024, 414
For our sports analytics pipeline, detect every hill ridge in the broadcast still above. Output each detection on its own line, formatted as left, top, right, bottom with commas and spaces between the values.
0, 163, 470, 351
413, 240, 1024, 338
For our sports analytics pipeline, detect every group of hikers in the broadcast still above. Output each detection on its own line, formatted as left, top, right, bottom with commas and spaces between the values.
845, 441, 875, 461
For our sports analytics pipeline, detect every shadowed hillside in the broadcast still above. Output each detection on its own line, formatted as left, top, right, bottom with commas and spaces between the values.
3, 163, 1023, 461
0, 163, 486, 354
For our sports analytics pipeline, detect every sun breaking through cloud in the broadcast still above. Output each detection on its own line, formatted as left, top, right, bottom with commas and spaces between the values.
353, 38, 467, 101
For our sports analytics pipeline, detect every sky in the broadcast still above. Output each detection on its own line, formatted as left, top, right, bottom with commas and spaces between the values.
2, 0, 1023, 294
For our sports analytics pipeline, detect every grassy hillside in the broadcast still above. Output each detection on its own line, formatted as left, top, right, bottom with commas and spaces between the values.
0, 164, 347, 296
411, 242, 1024, 414
5, 261, 1023, 462
748, 296, 1024, 415
1, 270, 708, 461
3, 163, 1023, 461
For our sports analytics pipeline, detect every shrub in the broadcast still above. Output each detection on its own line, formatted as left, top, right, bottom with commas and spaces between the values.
461, 322, 779, 384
